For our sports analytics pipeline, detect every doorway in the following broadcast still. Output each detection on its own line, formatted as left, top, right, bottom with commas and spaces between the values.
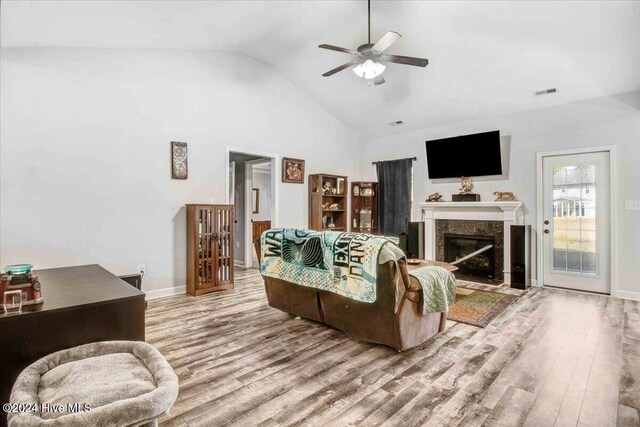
247, 159, 272, 267
226, 148, 278, 270
539, 149, 613, 294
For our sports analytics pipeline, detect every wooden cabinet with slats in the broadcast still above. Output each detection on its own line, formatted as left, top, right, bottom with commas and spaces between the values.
186, 204, 234, 296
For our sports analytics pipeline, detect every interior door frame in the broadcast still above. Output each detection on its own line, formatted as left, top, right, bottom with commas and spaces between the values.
245, 158, 272, 268
536, 146, 617, 295
225, 146, 280, 269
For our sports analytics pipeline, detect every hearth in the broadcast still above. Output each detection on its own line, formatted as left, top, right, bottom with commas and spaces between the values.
444, 234, 496, 279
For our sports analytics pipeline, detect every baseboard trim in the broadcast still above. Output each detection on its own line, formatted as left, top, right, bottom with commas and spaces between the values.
614, 290, 640, 301
234, 260, 245, 267
145, 285, 187, 300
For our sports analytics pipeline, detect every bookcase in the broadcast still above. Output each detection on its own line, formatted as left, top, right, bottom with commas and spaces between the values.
308, 173, 348, 231
186, 204, 234, 296
350, 181, 378, 234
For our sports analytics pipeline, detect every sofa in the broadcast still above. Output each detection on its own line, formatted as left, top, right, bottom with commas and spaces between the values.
254, 232, 448, 351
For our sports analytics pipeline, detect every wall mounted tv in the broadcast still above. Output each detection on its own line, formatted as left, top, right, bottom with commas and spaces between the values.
426, 130, 502, 179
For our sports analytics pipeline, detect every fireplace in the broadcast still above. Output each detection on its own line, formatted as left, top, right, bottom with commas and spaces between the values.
435, 219, 504, 282
444, 234, 496, 279
419, 201, 524, 285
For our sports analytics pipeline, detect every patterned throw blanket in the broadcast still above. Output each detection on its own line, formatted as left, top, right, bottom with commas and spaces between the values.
260, 229, 391, 303
409, 266, 457, 315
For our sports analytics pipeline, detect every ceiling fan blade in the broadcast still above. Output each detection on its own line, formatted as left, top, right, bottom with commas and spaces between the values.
382, 54, 429, 67
372, 31, 402, 53
322, 61, 359, 77
373, 75, 385, 85
318, 44, 358, 55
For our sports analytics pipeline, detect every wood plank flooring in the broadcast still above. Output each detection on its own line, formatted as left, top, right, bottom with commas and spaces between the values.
146, 268, 640, 427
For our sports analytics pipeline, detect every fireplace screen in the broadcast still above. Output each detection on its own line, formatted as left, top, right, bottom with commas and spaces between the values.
444, 233, 496, 279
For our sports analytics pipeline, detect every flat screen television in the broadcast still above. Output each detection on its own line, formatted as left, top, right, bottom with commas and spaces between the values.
426, 130, 502, 179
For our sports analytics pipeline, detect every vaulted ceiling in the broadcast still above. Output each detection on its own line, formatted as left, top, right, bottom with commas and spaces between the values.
3, 1, 639, 137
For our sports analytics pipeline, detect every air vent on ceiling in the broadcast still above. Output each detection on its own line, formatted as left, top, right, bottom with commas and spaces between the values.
535, 88, 558, 96
389, 120, 404, 127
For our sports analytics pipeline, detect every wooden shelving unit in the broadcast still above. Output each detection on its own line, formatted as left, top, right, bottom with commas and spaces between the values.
186, 204, 234, 296
351, 181, 378, 234
309, 173, 348, 231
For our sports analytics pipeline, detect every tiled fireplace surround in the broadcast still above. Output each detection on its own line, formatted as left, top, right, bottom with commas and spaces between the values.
418, 201, 525, 285
436, 219, 504, 281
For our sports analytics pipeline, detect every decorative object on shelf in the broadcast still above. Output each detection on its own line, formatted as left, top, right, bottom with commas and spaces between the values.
353, 185, 360, 196
494, 191, 516, 201
171, 141, 188, 179
252, 188, 260, 214
186, 204, 234, 296
362, 187, 374, 197
453, 177, 481, 201
1, 264, 43, 315
282, 157, 305, 183
426, 192, 443, 202
459, 177, 473, 194
353, 218, 358, 228
337, 178, 345, 195
329, 203, 340, 210
2, 290, 22, 315
323, 181, 333, 195
322, 202, 329, 210
360, 209, 372, 228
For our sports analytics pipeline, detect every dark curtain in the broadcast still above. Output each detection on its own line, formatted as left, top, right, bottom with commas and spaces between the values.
376, 158, 413, 237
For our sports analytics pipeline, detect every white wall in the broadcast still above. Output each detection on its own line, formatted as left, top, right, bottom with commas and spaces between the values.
0, 48, 362, 296
361, 91, 640, 298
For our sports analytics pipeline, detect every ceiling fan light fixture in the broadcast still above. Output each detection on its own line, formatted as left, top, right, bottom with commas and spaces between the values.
353, 60, 386, 79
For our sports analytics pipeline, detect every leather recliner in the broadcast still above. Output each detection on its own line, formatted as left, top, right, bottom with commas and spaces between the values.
255, 239, 446, 351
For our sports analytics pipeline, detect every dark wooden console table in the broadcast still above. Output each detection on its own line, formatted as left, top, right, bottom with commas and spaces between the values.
0, 264, 145, 426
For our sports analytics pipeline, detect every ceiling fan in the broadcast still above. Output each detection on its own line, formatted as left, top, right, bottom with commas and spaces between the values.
318, 0, 429, 85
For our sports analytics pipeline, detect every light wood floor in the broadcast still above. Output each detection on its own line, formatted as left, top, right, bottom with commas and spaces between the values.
146, 268, 640, 427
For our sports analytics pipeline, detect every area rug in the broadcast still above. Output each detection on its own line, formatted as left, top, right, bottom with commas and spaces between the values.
447, 287, 519, 328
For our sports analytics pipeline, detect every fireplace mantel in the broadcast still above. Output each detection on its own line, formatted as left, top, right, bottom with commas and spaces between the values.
418, 201, 525, 284
419, 201, 524, 222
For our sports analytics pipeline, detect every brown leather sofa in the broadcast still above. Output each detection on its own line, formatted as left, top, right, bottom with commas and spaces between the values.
255, 240, 446, 351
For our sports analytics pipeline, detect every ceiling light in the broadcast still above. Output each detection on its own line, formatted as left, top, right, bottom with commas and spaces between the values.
353, 60, 386, 79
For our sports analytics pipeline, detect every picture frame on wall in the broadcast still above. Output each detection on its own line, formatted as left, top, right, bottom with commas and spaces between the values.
337, 178, 345, 195
252, 188, 260, 214
282, 157, 305, 183
171, 141, 188, 179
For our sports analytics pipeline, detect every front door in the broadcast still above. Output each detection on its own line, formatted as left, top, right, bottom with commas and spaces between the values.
542, 151, 610, 294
